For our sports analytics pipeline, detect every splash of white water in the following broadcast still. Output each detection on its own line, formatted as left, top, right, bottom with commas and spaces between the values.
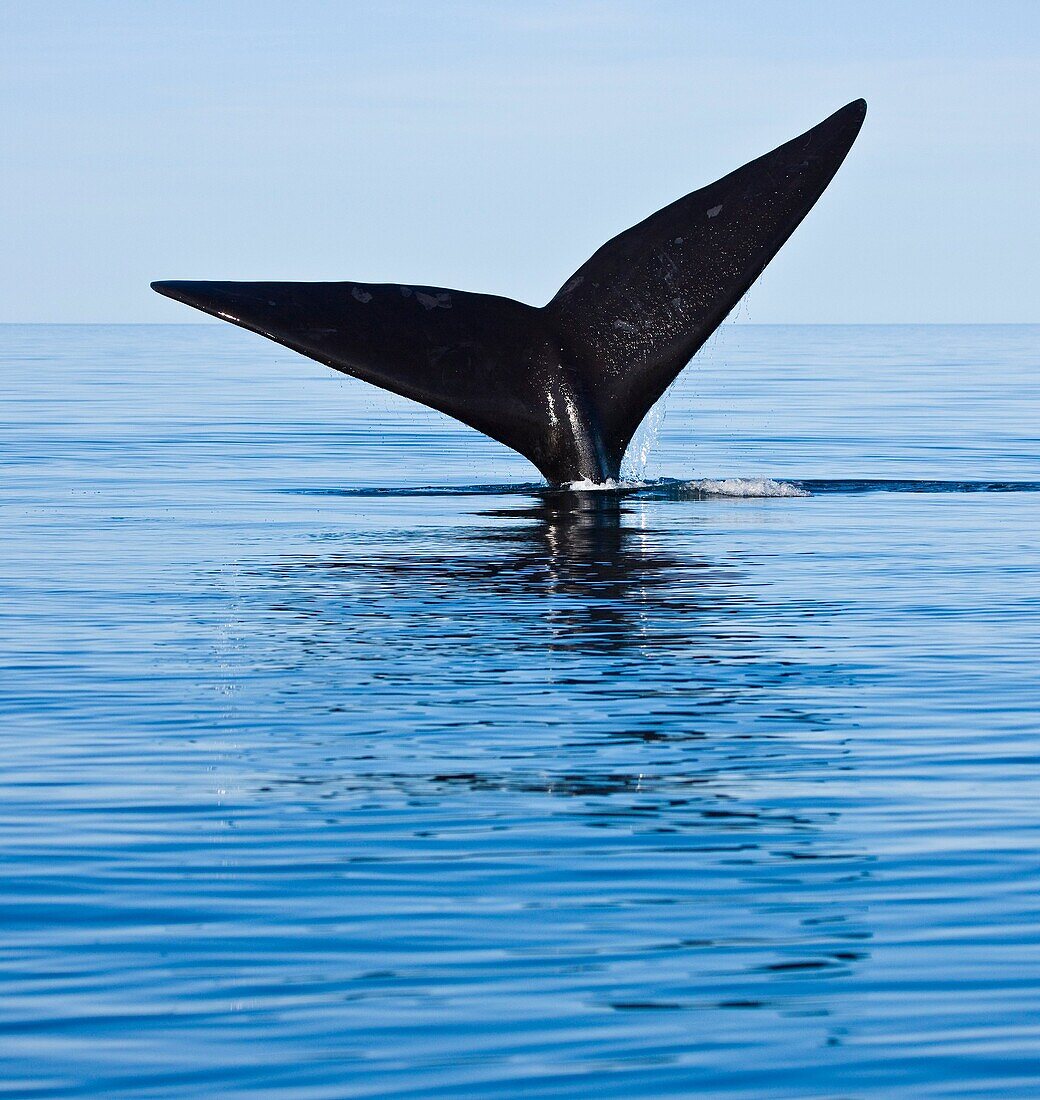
681, 477, 809, 498
564, 477, 647, 492
620, 398, 668, 481
561, 476, 809, 497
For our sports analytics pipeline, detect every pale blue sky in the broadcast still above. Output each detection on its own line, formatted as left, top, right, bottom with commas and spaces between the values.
3, 1, 1038, 322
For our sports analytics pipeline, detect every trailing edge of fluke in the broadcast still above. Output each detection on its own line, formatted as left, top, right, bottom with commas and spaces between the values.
153, 99, 866, 485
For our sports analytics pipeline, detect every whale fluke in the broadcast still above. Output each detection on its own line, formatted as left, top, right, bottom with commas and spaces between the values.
153, 99, 865, 484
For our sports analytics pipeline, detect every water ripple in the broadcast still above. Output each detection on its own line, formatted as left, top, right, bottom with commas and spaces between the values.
1, 325, 1038, 1096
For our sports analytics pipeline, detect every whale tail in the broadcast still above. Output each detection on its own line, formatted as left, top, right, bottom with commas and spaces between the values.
153, 99, 866, 484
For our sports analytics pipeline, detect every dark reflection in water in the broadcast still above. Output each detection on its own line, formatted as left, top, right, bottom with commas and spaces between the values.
275, 491, 743, 657
231, 489, 876, 1084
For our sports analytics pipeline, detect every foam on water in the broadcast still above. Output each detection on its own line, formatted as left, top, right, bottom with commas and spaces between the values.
564, 476, 809, 498
563, 476, 647, 492
681, 476, 811, 498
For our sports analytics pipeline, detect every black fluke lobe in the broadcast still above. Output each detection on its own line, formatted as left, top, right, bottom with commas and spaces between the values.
153, 100, 866, 484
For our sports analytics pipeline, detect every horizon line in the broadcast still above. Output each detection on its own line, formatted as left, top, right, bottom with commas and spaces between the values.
3, 320, 1039, 328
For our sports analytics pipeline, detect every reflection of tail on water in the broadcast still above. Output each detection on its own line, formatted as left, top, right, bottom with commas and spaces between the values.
479, 490, 667, 593
236, 491, 877, 1021
281, 491, 711, 649
270, 488, 756, 656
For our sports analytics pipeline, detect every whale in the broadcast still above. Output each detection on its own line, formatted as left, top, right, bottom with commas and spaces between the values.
153, 99, 865, 485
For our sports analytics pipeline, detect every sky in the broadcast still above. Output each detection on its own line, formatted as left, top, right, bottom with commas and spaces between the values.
2, 0, 1038, 323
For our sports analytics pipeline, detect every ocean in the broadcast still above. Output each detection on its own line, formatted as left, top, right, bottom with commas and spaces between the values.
1, 323, 1038, 1096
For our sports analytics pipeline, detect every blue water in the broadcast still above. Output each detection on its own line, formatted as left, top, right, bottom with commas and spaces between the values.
1, 324, 1038, 1097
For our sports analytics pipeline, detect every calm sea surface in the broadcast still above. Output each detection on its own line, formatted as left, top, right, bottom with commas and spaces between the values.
1, 323, 1038, 1097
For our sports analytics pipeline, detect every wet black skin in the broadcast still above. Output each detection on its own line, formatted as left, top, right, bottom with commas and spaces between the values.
153, 100, 866, 485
